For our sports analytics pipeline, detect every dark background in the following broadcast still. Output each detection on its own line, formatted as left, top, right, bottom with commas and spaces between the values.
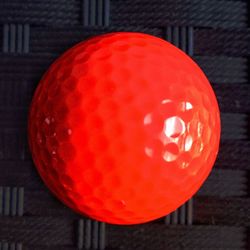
0, 0, 250, 249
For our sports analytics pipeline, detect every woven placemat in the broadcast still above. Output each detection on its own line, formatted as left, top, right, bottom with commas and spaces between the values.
0, 0, 249, 249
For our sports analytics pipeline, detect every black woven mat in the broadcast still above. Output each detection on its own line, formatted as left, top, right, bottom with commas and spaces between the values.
0, 0, 250, 249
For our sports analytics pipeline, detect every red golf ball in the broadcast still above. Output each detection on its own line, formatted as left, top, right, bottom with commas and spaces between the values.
28, 32, 220, 224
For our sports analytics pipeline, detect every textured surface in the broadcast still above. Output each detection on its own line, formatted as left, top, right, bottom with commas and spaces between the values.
0, 0, 249, 248
28, 32, 220, 224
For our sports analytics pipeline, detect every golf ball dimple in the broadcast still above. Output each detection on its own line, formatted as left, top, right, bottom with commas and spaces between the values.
28, 32, 220, 225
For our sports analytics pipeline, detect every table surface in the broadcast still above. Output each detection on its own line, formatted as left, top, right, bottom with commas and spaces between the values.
0, 0, 249, 249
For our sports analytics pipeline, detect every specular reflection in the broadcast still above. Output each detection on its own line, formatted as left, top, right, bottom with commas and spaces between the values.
143, 100, 199, 163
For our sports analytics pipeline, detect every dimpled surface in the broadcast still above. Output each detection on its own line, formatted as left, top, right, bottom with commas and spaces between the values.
28, 32, 220, 225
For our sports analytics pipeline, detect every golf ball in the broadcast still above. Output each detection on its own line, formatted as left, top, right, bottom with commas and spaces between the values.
28, 32, 220, 224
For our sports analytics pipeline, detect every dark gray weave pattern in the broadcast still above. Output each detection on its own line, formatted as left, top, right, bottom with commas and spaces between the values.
0, 0, 249, 249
